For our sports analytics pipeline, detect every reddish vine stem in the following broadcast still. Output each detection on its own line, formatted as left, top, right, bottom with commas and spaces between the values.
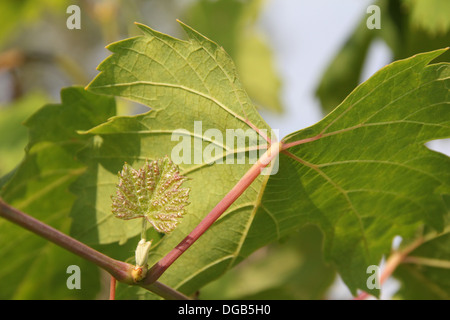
0, 198, 190, 300
0, 198, 132, 282
110, 276, 116, 300
244, 119, 272, 144
144, 141, 283, 285
281, 133, 323, 150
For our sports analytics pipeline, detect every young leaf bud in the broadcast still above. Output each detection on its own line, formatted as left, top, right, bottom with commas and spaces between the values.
111, 156, 190, 233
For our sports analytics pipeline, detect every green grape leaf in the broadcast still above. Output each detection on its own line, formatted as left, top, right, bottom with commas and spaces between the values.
73, 21, 284, 298
281, 49, 450, 295
0, 87, 116, 299
76, 20, 449, 299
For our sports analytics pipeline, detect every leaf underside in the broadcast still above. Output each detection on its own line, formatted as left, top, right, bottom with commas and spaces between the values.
73, 20, 450, 298
281, 49, 450, 295
74, 21, 275, 297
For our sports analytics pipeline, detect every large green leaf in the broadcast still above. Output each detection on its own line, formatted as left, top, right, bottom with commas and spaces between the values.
76, 20, 449, 298
0, 87, 115, 299
73, 21, 277, 297
281, 49, 450, 295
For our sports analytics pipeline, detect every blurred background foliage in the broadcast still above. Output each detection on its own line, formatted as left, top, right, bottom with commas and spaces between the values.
316, 0, 450, 114
0, 0, 449, 299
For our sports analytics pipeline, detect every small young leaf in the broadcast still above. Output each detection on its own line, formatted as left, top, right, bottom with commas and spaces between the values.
112, 156, 190, 233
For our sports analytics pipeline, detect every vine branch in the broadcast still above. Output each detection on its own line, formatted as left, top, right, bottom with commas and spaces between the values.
0, 198, 190, 300
0, 141, 282, 298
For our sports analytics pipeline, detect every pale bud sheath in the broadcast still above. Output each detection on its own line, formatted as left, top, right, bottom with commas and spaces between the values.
135, 239, 152, 267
